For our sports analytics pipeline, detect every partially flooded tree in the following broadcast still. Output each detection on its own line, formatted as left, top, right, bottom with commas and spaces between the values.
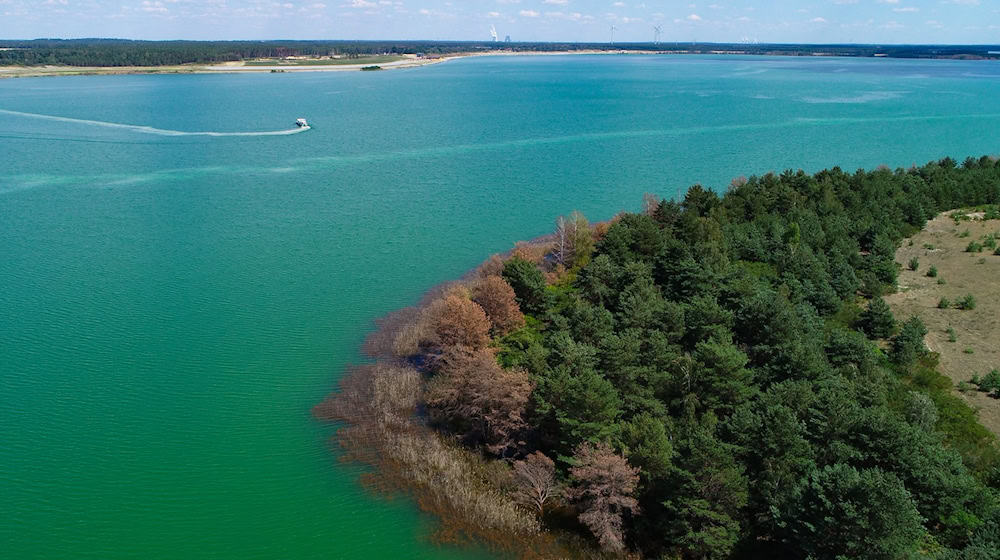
512, 451, 561, 517
472, 276, 525, 336
425, 348, 533, 457
568, 442, 641, 553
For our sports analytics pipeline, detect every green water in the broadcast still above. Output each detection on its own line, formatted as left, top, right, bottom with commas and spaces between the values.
2, 55, 999, 559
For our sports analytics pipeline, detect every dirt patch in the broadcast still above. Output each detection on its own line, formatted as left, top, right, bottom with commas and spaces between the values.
886, 211, 1000, 434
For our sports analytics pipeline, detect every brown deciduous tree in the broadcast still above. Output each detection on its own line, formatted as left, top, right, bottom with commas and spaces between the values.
477, 254, 506, 278
513, 451, 561, 517
425, 347, 533, 457
567, 442, 641, 553
510, 242, 551, 265
428, 294, 492, 350
472, 275, 525, 336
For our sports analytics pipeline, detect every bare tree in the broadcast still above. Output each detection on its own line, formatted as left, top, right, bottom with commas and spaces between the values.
642, 192, 661, 216
567, 442, 641, 553
554, 215, 570, 266
569, 210, 593, 265
513, 452, 561, 517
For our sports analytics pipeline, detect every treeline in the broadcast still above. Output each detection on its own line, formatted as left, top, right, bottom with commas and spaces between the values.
0, 39, 435, 67
3, 39, 998, 67
318, 155, 1000, 559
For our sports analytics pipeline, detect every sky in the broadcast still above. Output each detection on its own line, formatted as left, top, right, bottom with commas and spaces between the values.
0, 0, 997, 44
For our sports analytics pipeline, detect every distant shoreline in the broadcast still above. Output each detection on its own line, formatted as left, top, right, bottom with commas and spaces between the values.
1, 47, 997, 79
0, 54, 456, 79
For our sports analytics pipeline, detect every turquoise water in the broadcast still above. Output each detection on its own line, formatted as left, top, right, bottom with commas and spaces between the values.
2, 55, 999, 559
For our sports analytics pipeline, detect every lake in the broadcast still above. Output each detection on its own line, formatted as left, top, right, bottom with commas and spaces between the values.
2, 54, 999, 559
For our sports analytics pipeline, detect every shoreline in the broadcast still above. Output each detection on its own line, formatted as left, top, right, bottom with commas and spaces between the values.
0, 54, 459, 79
3, 47, 996, 79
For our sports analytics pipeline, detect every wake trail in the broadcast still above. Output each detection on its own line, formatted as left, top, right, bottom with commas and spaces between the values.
0, 109, 309, 137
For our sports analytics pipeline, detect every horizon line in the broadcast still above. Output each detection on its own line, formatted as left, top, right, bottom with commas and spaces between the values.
3, 38, 1000, 48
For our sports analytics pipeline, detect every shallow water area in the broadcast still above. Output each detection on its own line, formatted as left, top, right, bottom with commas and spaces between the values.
2, 54, 999, 559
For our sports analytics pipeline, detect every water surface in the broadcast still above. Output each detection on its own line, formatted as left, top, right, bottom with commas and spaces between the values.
2, 55, 999, 559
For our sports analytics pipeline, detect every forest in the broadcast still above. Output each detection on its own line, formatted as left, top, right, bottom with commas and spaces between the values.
316, 156, 1000, 560
2, 39, 998, 67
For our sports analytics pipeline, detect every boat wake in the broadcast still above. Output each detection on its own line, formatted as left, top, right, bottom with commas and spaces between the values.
0, 109, 310, 137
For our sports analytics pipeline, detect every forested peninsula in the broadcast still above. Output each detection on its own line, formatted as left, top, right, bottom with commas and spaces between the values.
316, 156, 1000, 560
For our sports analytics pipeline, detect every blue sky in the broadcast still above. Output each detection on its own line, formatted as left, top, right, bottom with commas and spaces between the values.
1, 0, 997, 43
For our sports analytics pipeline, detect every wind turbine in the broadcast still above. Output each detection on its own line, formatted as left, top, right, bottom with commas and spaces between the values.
654, 25, 663, 45
490, 25, 498, 42
610, 25, 617, 44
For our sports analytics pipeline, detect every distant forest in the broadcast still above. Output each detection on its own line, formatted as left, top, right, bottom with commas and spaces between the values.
1, 39, 998, 67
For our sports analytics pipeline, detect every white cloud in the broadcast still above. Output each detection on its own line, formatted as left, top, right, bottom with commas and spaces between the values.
519, 9, 539, 17
686, 13, 701, 21
141, 0, 166, 13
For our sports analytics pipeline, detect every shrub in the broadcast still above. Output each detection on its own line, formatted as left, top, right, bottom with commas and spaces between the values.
923, 243, 936, 250
960, 229, 972, 238
937, 278, 947, 285
926, 266, 938, 278
957, 294, 977, 310
976, 369, 1000, 393
984, 236, 997, 250
908, 257, 920, 271
964, 348, 975, 355
938, 298, 951, 309
946, 327, 957, 342
965, 241, 983, 253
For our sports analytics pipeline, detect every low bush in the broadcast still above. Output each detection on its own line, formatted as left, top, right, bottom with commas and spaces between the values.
957, 294, 977, 310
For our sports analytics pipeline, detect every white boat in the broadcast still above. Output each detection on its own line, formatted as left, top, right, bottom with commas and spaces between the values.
296, 118, 309, 128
